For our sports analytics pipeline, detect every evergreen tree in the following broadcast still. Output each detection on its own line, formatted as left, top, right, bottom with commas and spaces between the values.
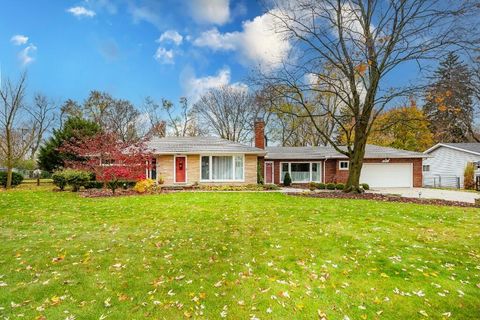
423, 53, 475, 142
37, 117, 100, 172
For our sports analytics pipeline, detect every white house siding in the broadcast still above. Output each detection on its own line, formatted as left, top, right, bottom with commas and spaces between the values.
423, 146, 480, 188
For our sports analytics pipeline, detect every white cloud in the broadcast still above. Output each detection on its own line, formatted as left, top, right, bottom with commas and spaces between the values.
193, 10, 290, 72
130, 5, 161, 28
67, 6, 96, 18
158, 30, 183, 45
181, 66, 247, 103
193, 28, 236, 50
189, 0, 230, 25
18, 44, 37, 66
10, 35, 29, 46
154, 47, 174, 64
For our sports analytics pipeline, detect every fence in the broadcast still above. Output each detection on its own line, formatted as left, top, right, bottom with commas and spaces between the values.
423, 175, 461, 189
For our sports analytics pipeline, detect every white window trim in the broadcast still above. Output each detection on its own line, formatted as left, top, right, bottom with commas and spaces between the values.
264, 161, 274, 184
339, 160, 349, 170
174, 155, 188, 184
199, 154, 245, 183
280, 161, 322, 183
422, 164, 430, 172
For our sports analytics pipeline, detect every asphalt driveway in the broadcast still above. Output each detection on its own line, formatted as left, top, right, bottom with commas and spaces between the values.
370, 187, 480, 204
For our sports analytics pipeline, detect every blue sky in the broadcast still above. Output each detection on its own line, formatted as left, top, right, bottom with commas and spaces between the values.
0, 0, 280, 106
1, 0, 427, 111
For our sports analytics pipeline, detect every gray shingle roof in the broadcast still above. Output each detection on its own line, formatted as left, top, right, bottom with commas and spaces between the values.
146, 136, 425, 159
147, 136, 266, 154
441, 143, 480, 155
265, 144, 426, 160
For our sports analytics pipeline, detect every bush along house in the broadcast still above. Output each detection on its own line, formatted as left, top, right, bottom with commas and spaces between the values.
145, 120, 426, 188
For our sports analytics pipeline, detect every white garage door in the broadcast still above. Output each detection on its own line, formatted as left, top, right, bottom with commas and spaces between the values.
360, 163, 413, 188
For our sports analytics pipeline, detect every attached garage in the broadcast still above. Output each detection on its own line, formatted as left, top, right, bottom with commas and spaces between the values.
360, 163, 413, 188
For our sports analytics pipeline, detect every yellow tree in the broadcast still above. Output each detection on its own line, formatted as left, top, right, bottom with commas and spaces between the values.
368, 104, 434, 152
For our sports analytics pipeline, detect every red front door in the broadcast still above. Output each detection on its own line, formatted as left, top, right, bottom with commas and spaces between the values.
265, 162, 273, 184
175, 156, 186, 183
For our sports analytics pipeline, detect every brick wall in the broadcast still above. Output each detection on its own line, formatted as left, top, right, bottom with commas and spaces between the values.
324, 158, 423, 187
267, 157, 423, 187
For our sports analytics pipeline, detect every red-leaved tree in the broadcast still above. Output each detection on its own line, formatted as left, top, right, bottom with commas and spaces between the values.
60, 132, 151, 194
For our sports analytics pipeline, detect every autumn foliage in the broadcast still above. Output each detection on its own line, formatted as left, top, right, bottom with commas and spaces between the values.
60, 132, 151, 193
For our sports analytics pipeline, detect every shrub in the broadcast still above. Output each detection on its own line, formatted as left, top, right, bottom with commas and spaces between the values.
361, 183, 370, 190
315, 183, 326, 190
0, 171, 24, 188
464, 162, 475, 190
84, 181, 103, 189
308, 182, 316, 191
52, 171, 68, 191
263, 183, 280, 190
283, 172, 292, 186
335, 183, 345, 190
65, 169, 91, 192
133, 179, 156, 194
326, 183, 336, 190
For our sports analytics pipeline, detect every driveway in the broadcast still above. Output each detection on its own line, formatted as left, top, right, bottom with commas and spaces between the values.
370, 187, 480, 204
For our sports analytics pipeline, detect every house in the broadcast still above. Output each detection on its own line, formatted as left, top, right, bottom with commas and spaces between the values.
145, 120, 426, 188
423, 143, 480, 188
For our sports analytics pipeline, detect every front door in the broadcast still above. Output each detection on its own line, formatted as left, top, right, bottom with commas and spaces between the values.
265, 161, 274, 184
175, 156, 186, 183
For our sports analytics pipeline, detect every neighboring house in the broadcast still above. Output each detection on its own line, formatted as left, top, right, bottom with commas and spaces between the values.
423, 143, 480, 188
145, 121, 426, 188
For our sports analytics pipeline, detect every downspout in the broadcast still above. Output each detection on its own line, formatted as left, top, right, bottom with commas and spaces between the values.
323, 157, 328, 183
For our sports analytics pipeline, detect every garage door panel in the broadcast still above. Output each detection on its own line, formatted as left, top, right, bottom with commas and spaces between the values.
360, 163, 413, 188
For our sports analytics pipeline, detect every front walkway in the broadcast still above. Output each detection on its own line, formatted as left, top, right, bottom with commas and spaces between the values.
369, 187, 480, 204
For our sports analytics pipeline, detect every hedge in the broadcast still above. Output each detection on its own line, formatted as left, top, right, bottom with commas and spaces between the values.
0, 171, 24, 187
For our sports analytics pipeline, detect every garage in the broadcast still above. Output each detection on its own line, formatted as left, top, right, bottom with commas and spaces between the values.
360, 163, 413, 188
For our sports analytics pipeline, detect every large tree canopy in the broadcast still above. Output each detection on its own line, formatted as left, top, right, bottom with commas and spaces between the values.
37, 117, 100, 172
257, 0, 480, 192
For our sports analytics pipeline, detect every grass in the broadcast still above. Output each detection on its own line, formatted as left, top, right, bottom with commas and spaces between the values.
0, 187, 479, 319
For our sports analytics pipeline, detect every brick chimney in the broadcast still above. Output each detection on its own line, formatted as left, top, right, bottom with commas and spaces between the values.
254, 119, 265, 149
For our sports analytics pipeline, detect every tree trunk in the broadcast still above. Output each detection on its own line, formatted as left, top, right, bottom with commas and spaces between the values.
344, 124, 368, 193
6, 167, 13, 190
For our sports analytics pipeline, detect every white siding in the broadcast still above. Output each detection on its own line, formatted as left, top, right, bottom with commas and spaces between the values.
423, 146, 480, 188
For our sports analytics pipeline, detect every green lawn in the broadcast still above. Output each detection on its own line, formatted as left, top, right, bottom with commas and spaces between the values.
0, 188, 479, 319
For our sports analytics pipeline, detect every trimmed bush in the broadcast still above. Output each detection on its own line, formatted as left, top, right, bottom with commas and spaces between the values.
133, 179, 156, 194
361, 183, 370, 190
283, 172, 292, 186
52, 171, 68, 191
315, 183, 326, 190
263, 184, 280, 190
0, 171, 24, 187
84, 181, 103, 189
308, 182, 316, 191
326, 183, 336, 190
335, 183, 345, 190
52, 169, 91, 191
65, 169, 91, 192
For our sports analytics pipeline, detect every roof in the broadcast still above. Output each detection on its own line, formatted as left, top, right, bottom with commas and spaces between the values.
146, 136, 426, 159
265, 144, 426, 160
146, 136, 266, 155
424, 143, 480, 156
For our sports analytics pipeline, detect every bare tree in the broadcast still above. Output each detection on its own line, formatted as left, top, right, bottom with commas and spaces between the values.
142, 96, 167, 137
193, 85, 261, 143
162, 97, 205, 137
28, 93, 56, 159
0, 73, 38, 188
259, 0, 480, 192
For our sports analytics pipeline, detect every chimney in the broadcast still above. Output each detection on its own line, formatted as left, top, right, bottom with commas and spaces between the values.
254, 119, 265, 149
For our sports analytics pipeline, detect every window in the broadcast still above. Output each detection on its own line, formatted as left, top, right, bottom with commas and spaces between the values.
201, 156, 210, 180
422, 165, 430, 172
281, 162, 322, 183
200, 155, 244, 181
339, 161, 349, 170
